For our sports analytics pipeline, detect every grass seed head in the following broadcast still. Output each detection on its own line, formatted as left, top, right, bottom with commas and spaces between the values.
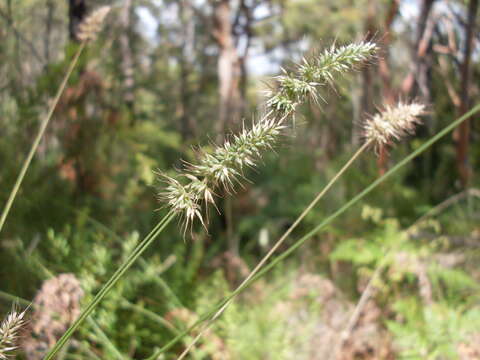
267, 41, 378, 117
158, 115, 285, 230
0, 306, 27, 360
77, 6, 111, 42
364, 102, 426, 151
158, 41, 378, 232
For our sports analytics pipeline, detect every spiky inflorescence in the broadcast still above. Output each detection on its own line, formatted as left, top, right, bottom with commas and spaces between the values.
364, 102, 426, 151
267, 41, 378, 116
159, 117, 285, 229
159, 41, 378, 230
77, 6, 111, 42
0, 307, 27, 360
189, 117, 285, 188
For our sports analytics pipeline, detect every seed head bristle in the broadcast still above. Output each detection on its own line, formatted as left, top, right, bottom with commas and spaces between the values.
267, 41, 378, 117
364, 102, 426, 150
157, 174, 206, 231
158, 115, 286, 230
190, 117, 285, 187
77, 6, 111, 42
0, 307, 27, 360
158, 41, 378, 232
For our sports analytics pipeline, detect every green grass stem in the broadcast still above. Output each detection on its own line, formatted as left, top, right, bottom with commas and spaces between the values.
0, 42, 86, 234
44, 211, 175, 360
150, 103, 480, 359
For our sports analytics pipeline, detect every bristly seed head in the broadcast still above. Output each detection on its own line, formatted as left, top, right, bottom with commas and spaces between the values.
189, 117, 285, 188
158, 115, 286, 231
364, 102, 426, 151
158, 41, 378, 233
157, 175, 206, 232
0, 306, 27, 360
266, 41, 378, 117
77, 6, 111, 42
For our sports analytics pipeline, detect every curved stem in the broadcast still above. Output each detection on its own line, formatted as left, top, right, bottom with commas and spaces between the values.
176, 141, 371, 360
150, 103, 480, 359
44, 212, 175, 360
330, 188, 480, 359
329, 255, 389, 360
0, 42, 86, 234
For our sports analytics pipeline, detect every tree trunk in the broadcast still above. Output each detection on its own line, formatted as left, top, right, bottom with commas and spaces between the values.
238, 0, 251, 103
178, 0, 196, 139
360, 1, 375, 119
119, 0, 135, 122
455, 0, 478, 187
376, 0, 400, 175
399, 0, 435, 189
378, 0, 399, 105
44, 0, 55, 63
401, 0, 435, 100
68, 0, 87, 42
212, 0, 242, 139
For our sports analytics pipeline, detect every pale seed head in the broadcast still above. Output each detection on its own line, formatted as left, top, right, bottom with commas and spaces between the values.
0, 306, 27, 360
267, 41, 378, 117
158, 114, 286, 229
77, 6, 111, 42
364, 102, 426, 150
158, 41, 379, 231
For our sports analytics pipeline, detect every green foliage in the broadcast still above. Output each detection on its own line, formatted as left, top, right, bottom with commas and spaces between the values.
192, 270, 322, 360
1, 0, 480, 358
387, 300, 480, 359
329, 202, 480, 359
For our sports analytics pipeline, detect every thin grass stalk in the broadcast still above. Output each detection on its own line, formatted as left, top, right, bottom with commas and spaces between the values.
150, 103, 480, 359
0, 290, 119, 360
59, 212, 186, 329
410, 188, 480, 227
329, 255, 389, 360
121, 300, 180, 335
86, 318, 125, 360
44, 211, 175, 360
77, 210, 186, 310
0, 291, 24, 306
62, 207, 187, 311
176, 140, 372, 360
82, 213, 186, 310
0, 42, 86, 234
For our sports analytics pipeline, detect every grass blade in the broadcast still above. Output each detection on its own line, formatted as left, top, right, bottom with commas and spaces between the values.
150, 103, 480, 358
44, 212, 175, 360
0, 43, 85, 234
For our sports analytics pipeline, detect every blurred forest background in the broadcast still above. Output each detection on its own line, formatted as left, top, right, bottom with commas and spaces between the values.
1, 0, 480, 359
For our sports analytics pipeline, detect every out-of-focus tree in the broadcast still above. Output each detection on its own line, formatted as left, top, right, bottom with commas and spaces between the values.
455, 0, 478, 187
68, 0, 87, 41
